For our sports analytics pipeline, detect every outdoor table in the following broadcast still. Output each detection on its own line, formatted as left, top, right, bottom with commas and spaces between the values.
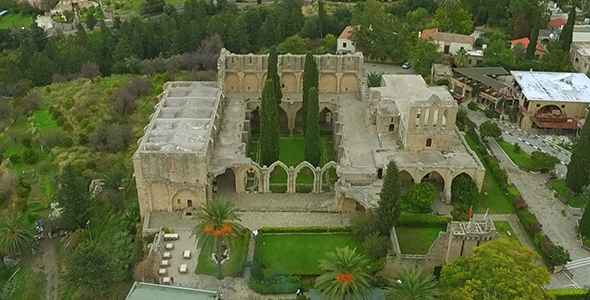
183, 250, 191, 259
159, 268, 167, 275
163, 252, 171, 259
179, 264, 188, 273
162, 277, 171, 284
165, 243, 174, 250
160, 260, 170, 267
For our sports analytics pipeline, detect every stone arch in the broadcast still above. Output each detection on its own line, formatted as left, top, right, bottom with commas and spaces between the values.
295, 108, 304, 131
340, 74, 358, 93
399, 170, 415, 190
295, 161, 316, 193
426, 138, 433, 147
320, 107, 333, 132
268, 161, 289, 193
214, 167, 236, 194
225, 73, 239, 92
171, 189, 199, 211
243, 165, 262, 193
451, 172, 475, 205
442, 110, 448, 129
389, 124, 395, 132
342, 197, 366, 212
244, 73, 259, 92
537, 104, 563, 116
281, 73, 297, 92
319, 74, 337, 93
421, 171, 444, 193
321, 161, 338, 193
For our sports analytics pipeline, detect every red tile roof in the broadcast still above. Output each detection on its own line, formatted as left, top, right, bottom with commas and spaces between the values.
338, 26, 360, 40
510, 37, 545, 53
420, 28, 474, 44
549, 18, 567, 28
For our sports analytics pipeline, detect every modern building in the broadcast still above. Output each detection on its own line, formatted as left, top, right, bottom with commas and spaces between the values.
133, 50, 485, 224
420, 28, 475, 55
512, 71, 590, 131
509, 37, 546, 59
125, 282, 219, 300
571, 42, 590, 75
451, 67, 514, 109
337, 26, 359, 55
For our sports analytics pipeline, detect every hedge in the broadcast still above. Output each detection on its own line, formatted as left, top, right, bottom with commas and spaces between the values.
517, 210, 539, 235
396, 214, 451, 228
235, 229, 251, 277
249, 275, 302, 294
548, 288, 589, 299
258, 226, 352, 234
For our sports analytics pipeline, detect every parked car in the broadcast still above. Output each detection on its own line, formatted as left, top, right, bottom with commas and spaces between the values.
402, 62, 412, 69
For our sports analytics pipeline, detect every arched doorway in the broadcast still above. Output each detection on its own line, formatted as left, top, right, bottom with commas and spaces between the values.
214, 168, 236, 194
268, 162, 289, 193
426, 138, 433, 148
322, 163, 338, 193
342, 198, 366, 212
389, 124, 395, 132
244, 167, 261, 193
281, 73, 297, 92
319, 74, 337, 93
295, 108, 304, 132
319, 107, 333, 133
340, 74, 358, 93
244, 73, 259, 92
250, 107, 260, 134
187, 199, 193, 208
171, 189, 199, 211
399, 170, 415, 191
225, 73, 239, 92
451, 173, 477, 206
295, 164, 315, 193
421, 171, 444, 193
537, 105, 563, 117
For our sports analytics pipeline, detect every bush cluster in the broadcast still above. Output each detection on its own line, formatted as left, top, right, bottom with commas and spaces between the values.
259, 226, 351, 234
396, 214, 450, 228
548, 288, 589, 299
248, 276, 302, 294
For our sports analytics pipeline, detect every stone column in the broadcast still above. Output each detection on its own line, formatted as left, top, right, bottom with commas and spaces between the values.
235, 168, 245, 193
238, 72, 245, 93
443, 180, 452, 204
336, 72, 343, 94
287, 167, 295, 193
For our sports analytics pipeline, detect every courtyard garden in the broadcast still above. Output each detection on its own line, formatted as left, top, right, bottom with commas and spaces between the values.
249, 133, 338, 193
196, 230, 250, 277
394, 215, 449, 255
496, 139, 537, 171
493, 221, 520, 245
550, 179, 587, 208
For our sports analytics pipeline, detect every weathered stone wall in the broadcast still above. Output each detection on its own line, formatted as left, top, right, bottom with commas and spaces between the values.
219, 49, 365, 99
405, 98, 457, 151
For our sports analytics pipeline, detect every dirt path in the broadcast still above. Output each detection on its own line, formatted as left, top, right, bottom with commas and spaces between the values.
30, 238, 60, 300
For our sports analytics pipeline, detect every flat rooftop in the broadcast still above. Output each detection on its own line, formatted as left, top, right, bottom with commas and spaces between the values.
125, 282, 218, 300
374, 75, 455, 125
572, 42, 590, 57
454, 67, 510, 90
511, 71, 590, 103
137, 82, 221, 154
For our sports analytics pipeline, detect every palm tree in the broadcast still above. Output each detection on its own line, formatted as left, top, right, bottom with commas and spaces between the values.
454, 48, 469, 68
435, 0, 462, 11
385, 267, 438, 300
314, 246, 373, 300
0, 217, 35, 256
190, 198, 244, 279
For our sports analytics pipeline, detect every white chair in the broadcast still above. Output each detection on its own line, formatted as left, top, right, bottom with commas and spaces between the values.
183, 250, 191, 259
179, 264, 188, 273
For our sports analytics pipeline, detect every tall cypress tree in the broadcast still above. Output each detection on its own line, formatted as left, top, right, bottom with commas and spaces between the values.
526, 12, 543, 60
580, 204, 590, 238
267, 46, 282, 108
377, 160, 401, 235
302, 53, 318, 133
560, 7, 576, 52
305, 87, 321, 166
53, 164, 92, 231
567, 111, 590, 193
260, 79, 280, 166
318, 0, 326, 38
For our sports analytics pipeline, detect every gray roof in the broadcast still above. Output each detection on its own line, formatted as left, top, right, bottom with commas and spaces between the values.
453, 67, 510, 89
125, 282, 218, 300
310, 288, 384, 300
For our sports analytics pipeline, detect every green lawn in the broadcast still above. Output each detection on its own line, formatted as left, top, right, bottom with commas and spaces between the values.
396, 227, 445, 255
461, 135, 515, 214
0, 14, 33, 29
496, 139, 538, 171
551, 179, 587, 208
257, 233, 364, 276
33, 110, 58, 134
493, 221, 520, 245
196, 233, 250, 277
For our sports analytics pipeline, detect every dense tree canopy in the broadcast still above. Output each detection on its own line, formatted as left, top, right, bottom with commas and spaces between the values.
378, 161, 401, 235
53, 164, 93, 231
440, 239, 552, 300
567, 110, 590, 193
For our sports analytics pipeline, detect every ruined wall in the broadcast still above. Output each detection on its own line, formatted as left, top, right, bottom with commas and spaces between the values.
405, 98, 457, 151
219, 49, 365, 98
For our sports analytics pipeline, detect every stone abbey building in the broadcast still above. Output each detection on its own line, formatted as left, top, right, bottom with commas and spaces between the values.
133, 50, 485, 218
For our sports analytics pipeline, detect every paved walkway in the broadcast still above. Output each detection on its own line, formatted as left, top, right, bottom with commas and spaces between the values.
482, 214, 535, 251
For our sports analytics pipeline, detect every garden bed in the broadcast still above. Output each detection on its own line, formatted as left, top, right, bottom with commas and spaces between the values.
496, 139, 538, 171
256, 232, 363, 276
396, 226, 445, 255
550, 179, 587, 208
195, 231, 250, 277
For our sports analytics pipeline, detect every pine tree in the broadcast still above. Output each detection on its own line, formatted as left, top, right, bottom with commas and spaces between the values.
567, 111, 590, 193
260, 79, 280, 166
579, 205, 590, 238
267, 47, 282, 108
305, 87, 321, 166
377, 160, 401, 235
53, 164, 92, 231
302, 52, 318, 133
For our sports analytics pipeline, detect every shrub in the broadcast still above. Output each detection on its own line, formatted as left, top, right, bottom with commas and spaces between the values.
518, 210, 539, 235
367, 71, 383, 87
22, 149, 39, 165
162, 227, 170, 233
362, 232, 391, 260
484, 109, 495, 119
62, 122, 73, 132
16, 186, 30, 198
479, 120, 501, 139
9, 154, 21, 164
248, 276, 302, 294
351, 211, 381, 241
514, 142, 521, 153
548, 289, 589, 299
401, 182, 438, 213
467, 102, 478, 110
56, 117, 65, 126
506, 187, 521, 202
513, 196, 529, 212
22, 136, 32, 148
263, 268, 276, 281
530, 151, 560, 172
51, 109, 62, 120
90, 125, 134, 153
39, 128, 64, 149
548, 244, 571, 266
78, 134, 89, 145
396, 214, 450, 227
61, 137, 74, 148
451, 205, 469, 221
